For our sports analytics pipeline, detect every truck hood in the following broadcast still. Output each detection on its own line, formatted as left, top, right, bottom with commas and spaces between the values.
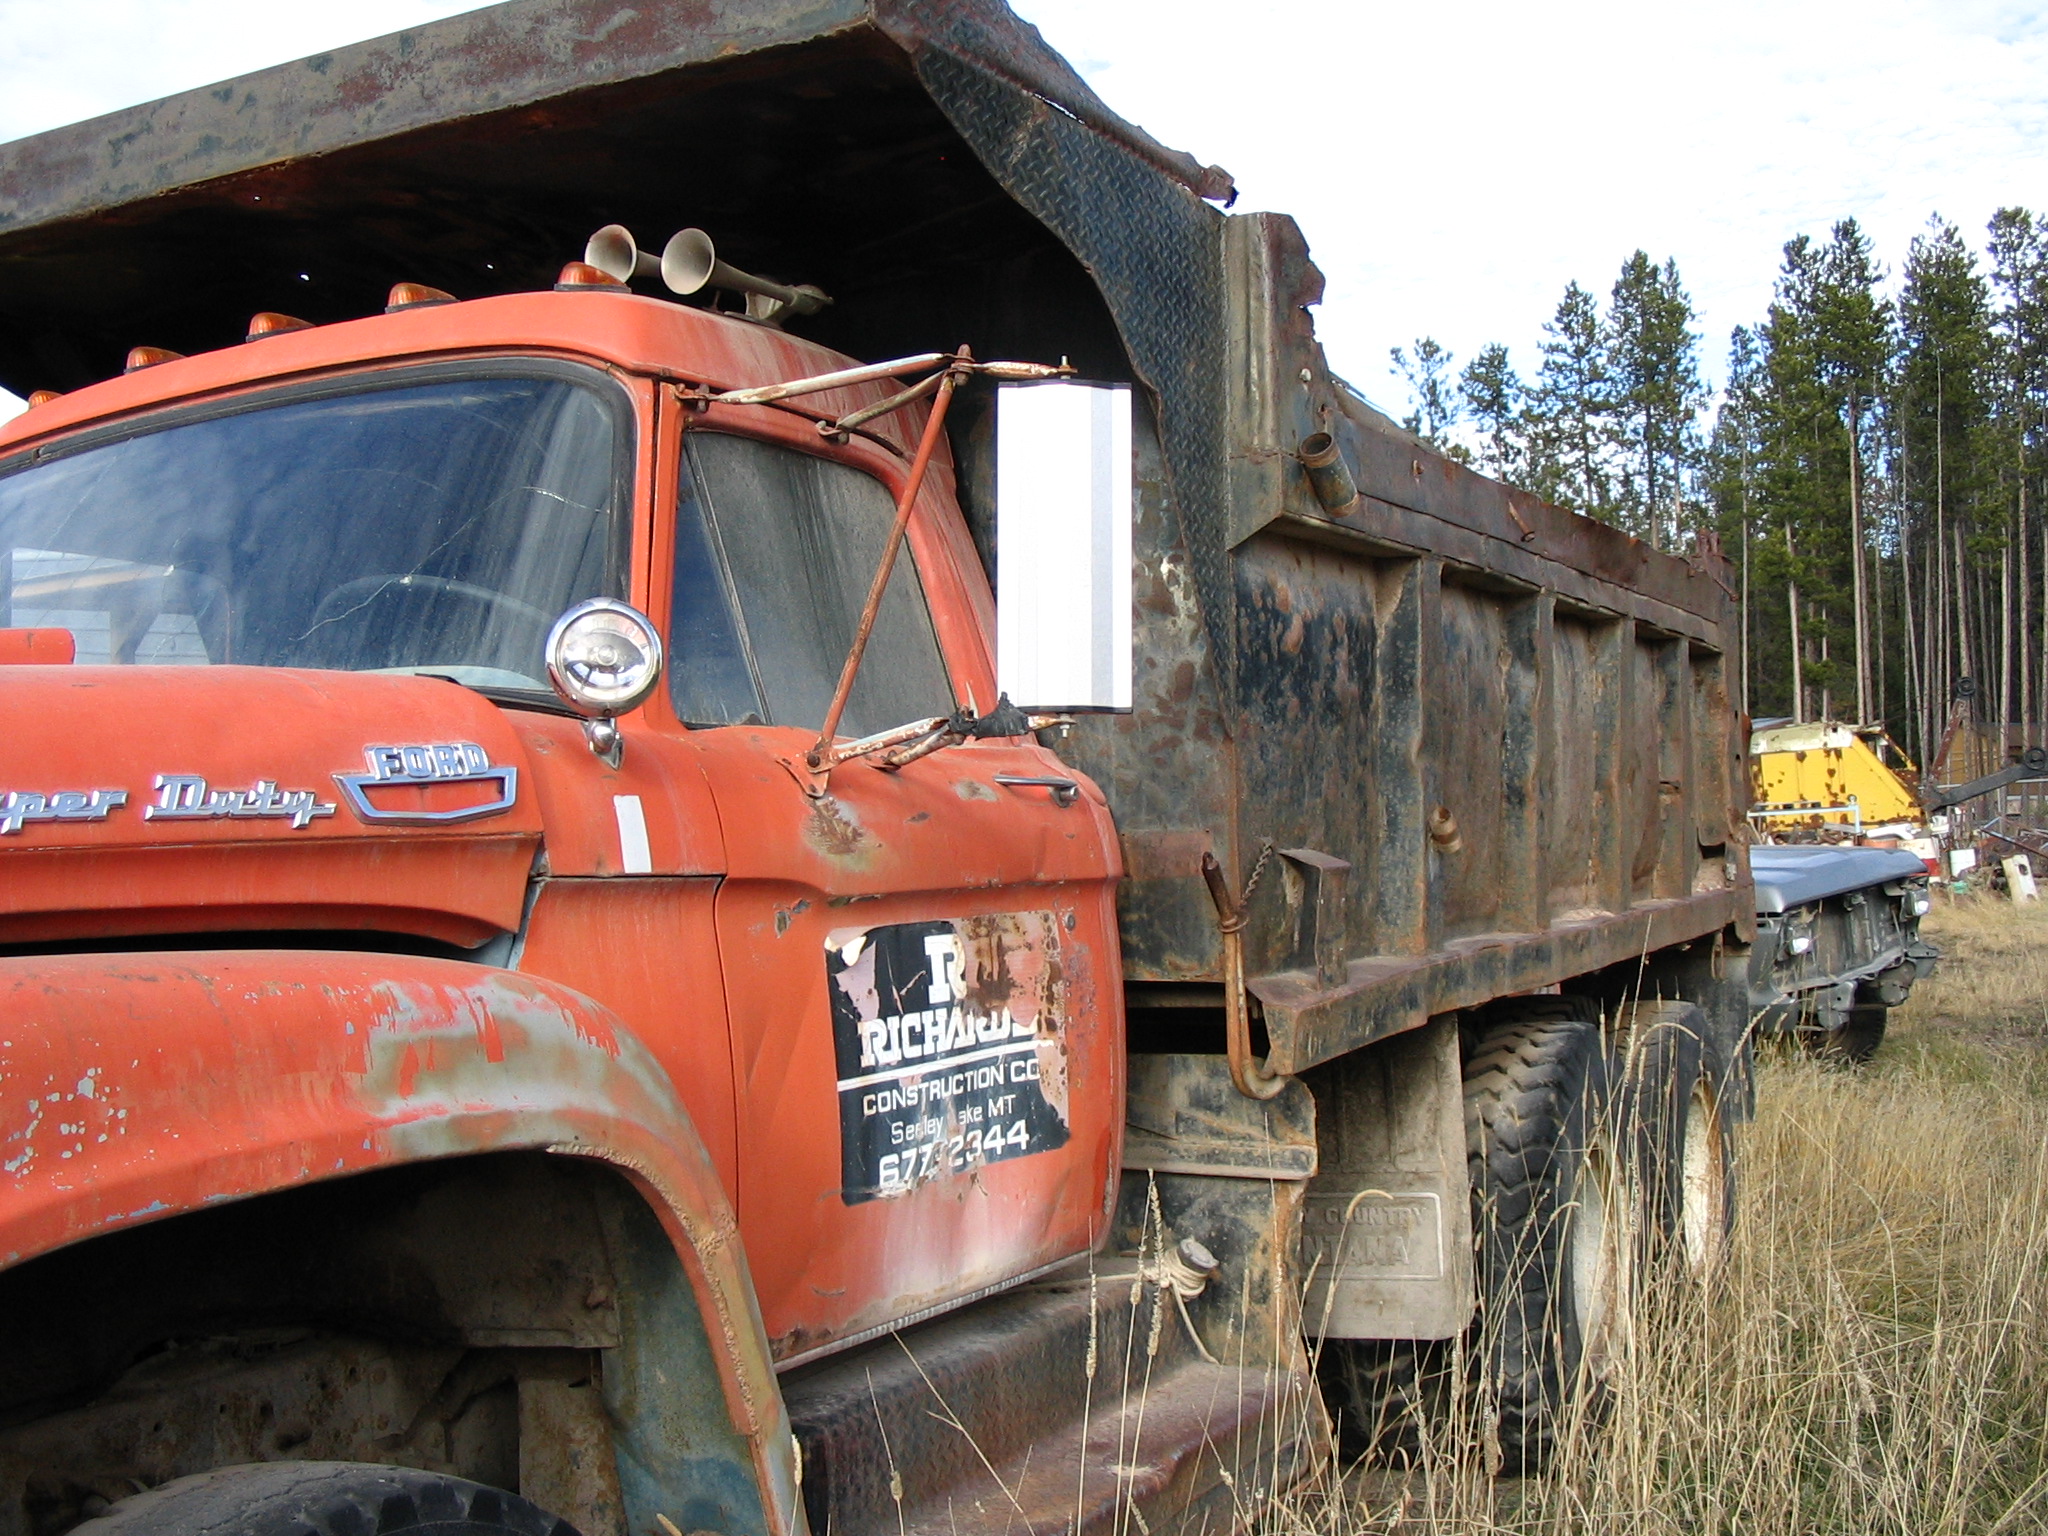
0, 666, 543, 947
1750, 844, 1927, 914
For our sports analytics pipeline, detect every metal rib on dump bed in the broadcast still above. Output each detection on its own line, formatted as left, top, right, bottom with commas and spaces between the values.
0, 0, 1751, 1077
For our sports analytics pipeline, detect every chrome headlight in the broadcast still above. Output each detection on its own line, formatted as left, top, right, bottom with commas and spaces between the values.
545, 598, 664, 717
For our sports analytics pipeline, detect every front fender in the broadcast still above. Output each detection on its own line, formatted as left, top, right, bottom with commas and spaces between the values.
0, 949, 798, 1536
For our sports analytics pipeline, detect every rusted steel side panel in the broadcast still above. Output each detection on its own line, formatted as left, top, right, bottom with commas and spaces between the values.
1646, 633, 1694, 903
1075, 410, 1236, 982
1072, 199, 1745, 1037
1224, 537, 1384, 968
1498, 591, 1548, 935
1428, 578, 1520, 945
1252, 892, 1750, 1075
1544, 615, 1613, 917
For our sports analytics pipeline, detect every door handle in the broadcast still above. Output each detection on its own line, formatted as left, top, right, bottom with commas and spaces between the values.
993, 774, 1080, 807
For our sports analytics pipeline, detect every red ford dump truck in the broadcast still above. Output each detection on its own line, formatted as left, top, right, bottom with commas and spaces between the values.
0, 4, 1754, 1534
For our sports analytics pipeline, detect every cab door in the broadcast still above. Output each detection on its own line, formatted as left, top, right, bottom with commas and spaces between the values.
648, 406, 1123, 1363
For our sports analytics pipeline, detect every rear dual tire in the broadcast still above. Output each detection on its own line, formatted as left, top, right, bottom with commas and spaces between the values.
1462, 1001, 1621, 1472
1460, 998, 1734, 1470
1616, 1000, 1735, 1277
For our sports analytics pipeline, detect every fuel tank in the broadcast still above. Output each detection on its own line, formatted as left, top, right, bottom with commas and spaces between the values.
0, 666, 543, 947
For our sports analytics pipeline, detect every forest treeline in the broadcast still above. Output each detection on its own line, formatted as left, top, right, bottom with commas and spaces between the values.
1391, 210, 2048, 769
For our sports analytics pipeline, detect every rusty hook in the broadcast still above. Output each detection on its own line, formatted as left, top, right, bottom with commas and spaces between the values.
1200, 852, 1287, 1100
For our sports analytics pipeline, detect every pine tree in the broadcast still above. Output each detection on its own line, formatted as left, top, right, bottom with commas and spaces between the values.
1459, 343, 1525, 482
1812, 220, 1890, 721
1750, 236, 1838, 720
1898, 219, 1992, 748
1988, 209, 2048, 733
1525, 282, 1615, 518
1707, 326, 1765, 712
1389, 337, 1462, 450
1608, 253, 1705, 549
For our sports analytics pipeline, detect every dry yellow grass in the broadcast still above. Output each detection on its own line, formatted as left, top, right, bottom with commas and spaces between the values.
1262, 895, 2048, 1535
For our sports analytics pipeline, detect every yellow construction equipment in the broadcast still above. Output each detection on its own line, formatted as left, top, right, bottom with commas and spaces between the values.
1751, 720, 1921, 832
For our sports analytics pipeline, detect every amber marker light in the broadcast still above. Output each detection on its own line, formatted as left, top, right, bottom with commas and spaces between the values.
245, 312, 313, 341
386, 283, 456, 313
554, 261, 629, 292
124, 346, 185, 372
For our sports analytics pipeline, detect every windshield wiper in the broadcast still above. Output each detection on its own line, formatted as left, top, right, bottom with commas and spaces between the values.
435, 678, 584, 717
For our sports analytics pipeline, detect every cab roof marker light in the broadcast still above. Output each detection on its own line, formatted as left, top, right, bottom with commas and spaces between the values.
124, 346, 184, 372
245, 312, 313, 341
24, 390, 61, 408
385, 283, 457, 313
554, 261, 628, 293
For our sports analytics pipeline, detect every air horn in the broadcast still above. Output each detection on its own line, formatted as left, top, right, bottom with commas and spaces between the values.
582, 225, 832, 325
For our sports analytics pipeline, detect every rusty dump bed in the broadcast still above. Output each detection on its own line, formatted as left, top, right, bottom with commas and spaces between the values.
0, 0, 1749, 1071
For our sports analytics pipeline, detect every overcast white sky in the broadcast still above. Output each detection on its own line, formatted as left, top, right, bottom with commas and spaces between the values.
0, 0, 2043, 422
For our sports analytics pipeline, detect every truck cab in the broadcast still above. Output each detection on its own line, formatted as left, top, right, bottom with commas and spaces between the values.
0, 273, 1148, 1535
1, 276, 1127, 1349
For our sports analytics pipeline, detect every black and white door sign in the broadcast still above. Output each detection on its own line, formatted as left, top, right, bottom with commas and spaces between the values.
826, 913, 1070, 1203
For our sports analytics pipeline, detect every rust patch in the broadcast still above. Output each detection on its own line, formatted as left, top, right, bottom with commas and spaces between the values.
803, 797, 875, 859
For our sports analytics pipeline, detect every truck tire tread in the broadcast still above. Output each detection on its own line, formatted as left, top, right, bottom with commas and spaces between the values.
69, 1462, 577, 1536
1464, 1002, 1612, 1472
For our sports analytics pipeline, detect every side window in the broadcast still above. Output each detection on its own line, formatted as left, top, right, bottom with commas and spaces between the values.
676, 432, 954, 737
667, 469, 766, 727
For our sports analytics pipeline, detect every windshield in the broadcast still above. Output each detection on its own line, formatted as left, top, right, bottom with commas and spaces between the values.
0, 367, 627, 688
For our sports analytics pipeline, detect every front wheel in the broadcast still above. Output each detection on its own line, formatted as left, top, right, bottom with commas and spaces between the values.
73, 1462, 579, 1536
1821, 1005, 1887, 1064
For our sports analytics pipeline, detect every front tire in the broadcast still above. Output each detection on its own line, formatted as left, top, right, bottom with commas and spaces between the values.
71, 1462, 579, 1536
1463, 1002, 1619, 1472
1822, 1005, 1886, 1063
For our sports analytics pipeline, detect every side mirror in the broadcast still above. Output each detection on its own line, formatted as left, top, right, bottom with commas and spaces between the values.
994, 380, 1133, 713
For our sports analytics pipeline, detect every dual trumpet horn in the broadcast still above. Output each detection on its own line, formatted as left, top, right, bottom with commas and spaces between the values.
583, 224, 831, 325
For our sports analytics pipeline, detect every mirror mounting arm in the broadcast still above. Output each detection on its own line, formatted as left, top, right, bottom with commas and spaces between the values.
801, 350, 970, 795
